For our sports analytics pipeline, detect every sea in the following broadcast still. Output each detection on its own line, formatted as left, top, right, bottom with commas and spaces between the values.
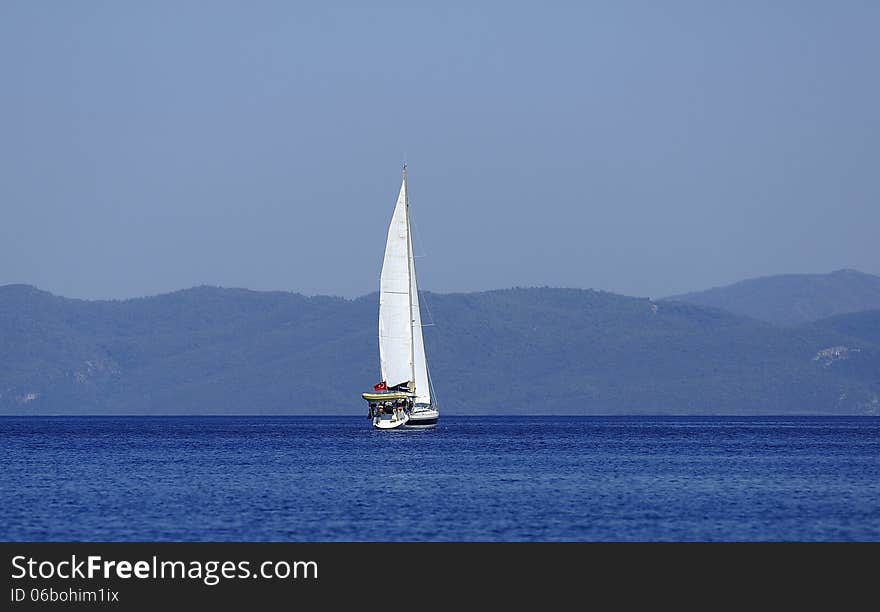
1, 416, 879, 542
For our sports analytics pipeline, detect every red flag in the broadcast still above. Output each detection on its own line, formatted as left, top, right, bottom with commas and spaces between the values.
373, 381, 387, 391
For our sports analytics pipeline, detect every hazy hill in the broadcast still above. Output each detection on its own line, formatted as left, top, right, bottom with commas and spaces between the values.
798, 310, 880, 388
667, 269, 880, 326
1, 283, 878, 415
804, 309, 880, 348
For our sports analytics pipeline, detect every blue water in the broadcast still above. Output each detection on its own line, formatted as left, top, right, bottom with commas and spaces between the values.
1, 416, 879, 541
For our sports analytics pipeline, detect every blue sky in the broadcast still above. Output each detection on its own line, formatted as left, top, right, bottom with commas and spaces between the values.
1, 1, 877, 299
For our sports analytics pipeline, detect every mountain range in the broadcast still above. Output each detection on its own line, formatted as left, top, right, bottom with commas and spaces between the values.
667, 269, 880, 326
1, 270, 878, 415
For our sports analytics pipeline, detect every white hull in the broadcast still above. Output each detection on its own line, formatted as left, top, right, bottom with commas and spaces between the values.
372, 411, 410, 429
406, 407, 439, 427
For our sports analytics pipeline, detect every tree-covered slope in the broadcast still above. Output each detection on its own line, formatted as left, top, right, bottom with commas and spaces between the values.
1, 284, 877, 415
667, 269, 880, 326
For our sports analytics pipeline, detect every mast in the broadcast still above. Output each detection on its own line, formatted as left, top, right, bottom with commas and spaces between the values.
403, 163, 416, 390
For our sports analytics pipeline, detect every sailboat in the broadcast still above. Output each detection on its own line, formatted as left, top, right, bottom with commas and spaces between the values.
362, 165, 439, 429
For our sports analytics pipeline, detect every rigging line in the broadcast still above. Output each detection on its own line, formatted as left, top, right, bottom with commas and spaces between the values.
408, 206, 437, 328
410, 215, 428, 258
425, 349, 440, 410
419, 288, 438, 329
405, 173, 438, 333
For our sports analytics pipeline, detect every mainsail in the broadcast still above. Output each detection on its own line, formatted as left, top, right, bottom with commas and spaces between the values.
378, 168, 432, 405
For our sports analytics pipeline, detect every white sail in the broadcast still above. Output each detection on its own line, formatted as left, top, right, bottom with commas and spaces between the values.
378, 176, 412, 388
408, 223, 432, 405
378, 169, 432, 405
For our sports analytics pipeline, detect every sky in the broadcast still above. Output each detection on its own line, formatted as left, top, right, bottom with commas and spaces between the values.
1, 1, 878, 300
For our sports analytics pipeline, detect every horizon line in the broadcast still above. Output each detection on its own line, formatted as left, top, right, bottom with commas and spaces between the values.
0, 267, 874, 304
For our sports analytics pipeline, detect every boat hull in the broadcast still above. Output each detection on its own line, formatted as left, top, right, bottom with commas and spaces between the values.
372, 412, 409, 429
405, 417, 437, 427
406, 408, 439, 427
